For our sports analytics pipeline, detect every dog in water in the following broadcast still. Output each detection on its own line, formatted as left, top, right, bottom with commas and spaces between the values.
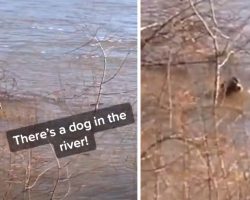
218, 76, 244, 108
220, 77, 243, 96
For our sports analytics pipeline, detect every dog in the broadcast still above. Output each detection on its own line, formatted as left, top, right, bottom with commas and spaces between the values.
218, 76, 244, 108
221, 77, 243, 97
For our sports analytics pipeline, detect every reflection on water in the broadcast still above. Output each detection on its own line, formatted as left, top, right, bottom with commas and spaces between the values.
0, 0, 136, 199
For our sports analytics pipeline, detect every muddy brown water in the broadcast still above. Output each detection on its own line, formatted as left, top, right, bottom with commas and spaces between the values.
142, 0, 250, 199
0, 0, 136, 199
141, 67, 250, 200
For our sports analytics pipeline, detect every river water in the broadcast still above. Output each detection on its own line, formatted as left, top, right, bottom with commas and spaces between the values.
141, 0, 250, 200
0, 0, 137, 199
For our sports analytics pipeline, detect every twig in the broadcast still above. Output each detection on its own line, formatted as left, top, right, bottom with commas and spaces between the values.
64, 39, 93, 54
209, 0, 218, 26
61, 166, 72, 200
158, 51, 172, 108
218, 50, 234, 68
24, 150, 32, 199
26, 164, 56, 190
103, 50, 131, 84
141, 0, 206, 49
189, 0, 220, 105
94, 36, 107, 111
50, 144, 61, 200
167, 53, 173, 130
141, 22, 159, 31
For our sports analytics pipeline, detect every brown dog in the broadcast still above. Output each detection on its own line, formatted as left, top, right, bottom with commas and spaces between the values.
218, 77, 244, 108
222, 77, 243, 97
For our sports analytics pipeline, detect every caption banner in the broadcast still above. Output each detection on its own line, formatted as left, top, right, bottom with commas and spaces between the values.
7, 103, 134, 158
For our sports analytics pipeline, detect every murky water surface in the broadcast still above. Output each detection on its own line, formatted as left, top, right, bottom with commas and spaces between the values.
142, 1, 250, 199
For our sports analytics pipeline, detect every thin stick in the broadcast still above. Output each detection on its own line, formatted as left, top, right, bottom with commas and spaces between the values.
50, 144, 61, 199
209, 0, 218, 26
103, 50, 131, 84
142, 0, 206, 49
94, 36, 107, 111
